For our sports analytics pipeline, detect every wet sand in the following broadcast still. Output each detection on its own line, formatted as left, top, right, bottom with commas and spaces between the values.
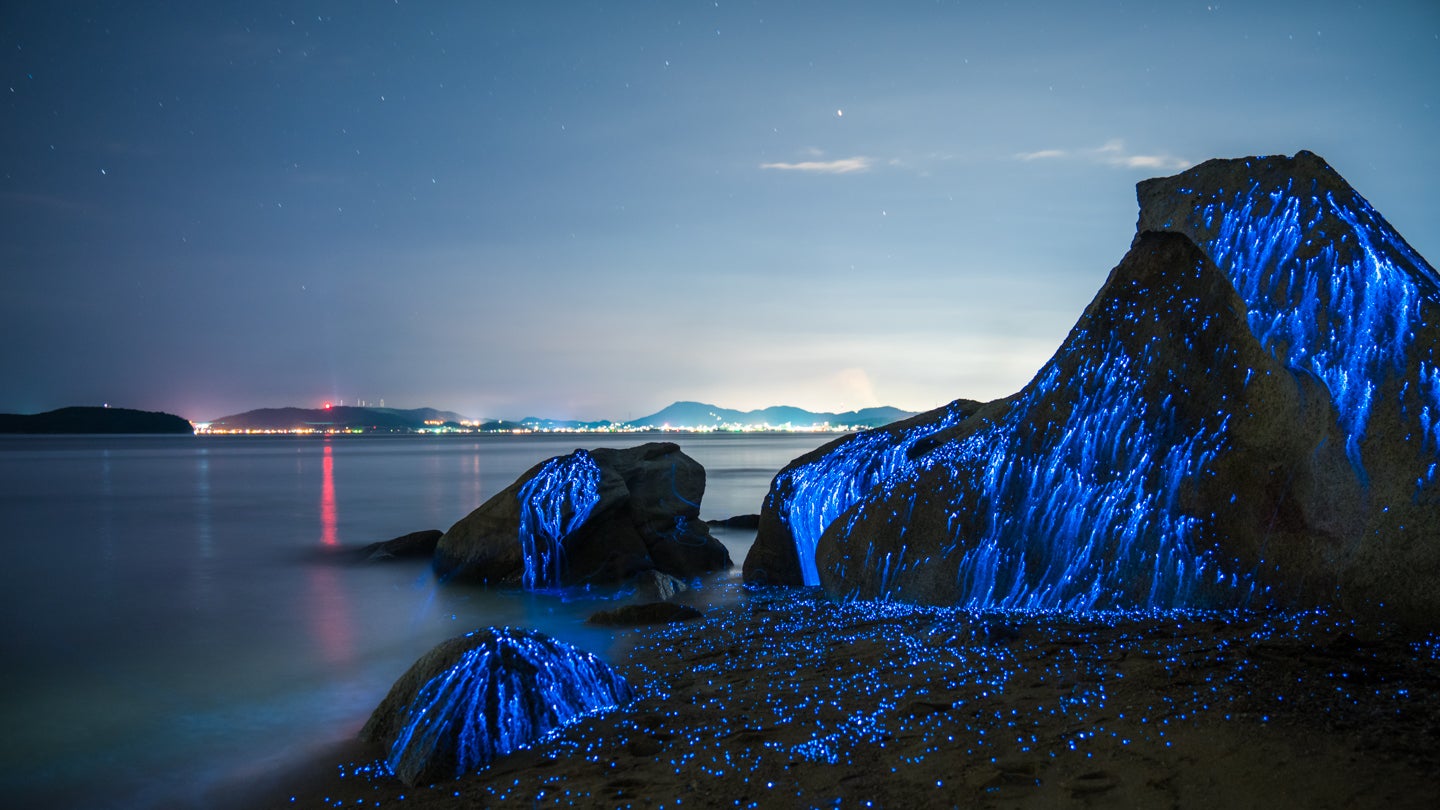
262, 589, 1440, 809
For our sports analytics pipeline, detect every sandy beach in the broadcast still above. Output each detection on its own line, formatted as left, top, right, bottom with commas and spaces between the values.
257, 586, 1440, 809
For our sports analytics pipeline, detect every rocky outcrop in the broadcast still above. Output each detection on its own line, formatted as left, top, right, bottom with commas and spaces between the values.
361, 627, 631, 786
358, 529, 443, 562
747, 152, 1440, 626
434, 442, 731, 588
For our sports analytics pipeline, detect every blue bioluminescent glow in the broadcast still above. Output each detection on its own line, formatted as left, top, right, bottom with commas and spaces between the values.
818, 243, 1255, 611
516, 451, 602, 589
384, 627, 631, 784
809, 229, 1299, 611
1201, 181, 1440, 476
911, 336, 1238, 610
770, 404, 970, 586
759, 158, 1439, 614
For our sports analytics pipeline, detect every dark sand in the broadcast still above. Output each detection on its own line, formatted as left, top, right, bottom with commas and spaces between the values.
259, 588, 1440, 809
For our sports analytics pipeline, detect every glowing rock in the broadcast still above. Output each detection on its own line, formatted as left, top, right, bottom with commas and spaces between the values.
752, 151, 1440, 625
1136, 152, 1440, 622
816, 232, 1350, 610
434, 442, 730, 587
361, 627, 632, 786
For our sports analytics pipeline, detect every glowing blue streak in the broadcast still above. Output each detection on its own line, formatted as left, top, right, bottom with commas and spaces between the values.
1202, 183, 1440, 476
385, 627, 631, 779
517, 451, 601, 589
840, 317, 1240, 610
771, 404, 968, 586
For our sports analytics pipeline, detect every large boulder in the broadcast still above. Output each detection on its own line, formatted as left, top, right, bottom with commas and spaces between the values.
747, 152, 1440, 625
361, 627, 632, 786
434, 442, 731, 587
1135, 151, 1440, 623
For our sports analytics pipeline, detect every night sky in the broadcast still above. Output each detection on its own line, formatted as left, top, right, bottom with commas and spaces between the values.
3, 1, 1437, 422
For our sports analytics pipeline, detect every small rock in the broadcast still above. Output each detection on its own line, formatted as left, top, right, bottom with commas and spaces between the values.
707, 514, 760, 529
358, 529, 443, 562
587, 602, 703, 626
631, 569, 688, 602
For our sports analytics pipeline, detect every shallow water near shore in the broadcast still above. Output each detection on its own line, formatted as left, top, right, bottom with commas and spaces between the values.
0, 432, 833, 810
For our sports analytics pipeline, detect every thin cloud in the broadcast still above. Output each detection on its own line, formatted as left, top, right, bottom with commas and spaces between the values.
1015, 149, 1067, 161
1093, 139, 1191, 171
1014, 141, 1191, 172
760, 156, 872, 174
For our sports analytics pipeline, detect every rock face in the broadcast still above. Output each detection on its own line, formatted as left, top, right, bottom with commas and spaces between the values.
361, 627, 631, 786
1135, 151, 1440, 623
434, 442, 731, 587
747, 152, 1440, 625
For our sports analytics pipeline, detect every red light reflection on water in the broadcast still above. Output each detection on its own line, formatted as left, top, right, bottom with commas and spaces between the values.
310, 441, 353, 665
320, 443, 337, 547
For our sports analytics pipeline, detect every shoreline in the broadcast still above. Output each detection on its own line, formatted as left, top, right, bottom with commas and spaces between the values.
264, 589, 1440, 809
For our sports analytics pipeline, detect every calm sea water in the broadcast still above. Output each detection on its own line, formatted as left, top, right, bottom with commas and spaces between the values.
0, 432, 833, 809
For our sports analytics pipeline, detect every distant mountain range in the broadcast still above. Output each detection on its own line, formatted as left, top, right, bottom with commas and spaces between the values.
0, 406, 193, 434
616, 401, 916, 430
202, 401, 916, 433
205, 406, 468, 432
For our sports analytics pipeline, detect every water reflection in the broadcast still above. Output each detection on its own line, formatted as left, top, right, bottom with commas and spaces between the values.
309, 442, 353, 666
320, 443, 337, 548
190, 448, 215, 612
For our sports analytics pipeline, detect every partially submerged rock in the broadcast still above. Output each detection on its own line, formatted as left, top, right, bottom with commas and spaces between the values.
358, 529, 443, 562
360, 627, 632, 786
434, 442, 732, 588
707, 514, 761, 529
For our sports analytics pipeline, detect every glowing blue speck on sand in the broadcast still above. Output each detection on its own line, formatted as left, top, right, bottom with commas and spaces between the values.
517, 451, 602, 589
384, 627, 631, 784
